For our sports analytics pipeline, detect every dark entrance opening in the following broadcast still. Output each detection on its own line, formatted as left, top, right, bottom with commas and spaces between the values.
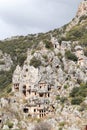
55, 44, 57, 48
48, 86, 51, 91
48, 93, 50, 97
0, 119, 2, 123
39, 93, 44, 97
40, 86, 42, 89
34, 109, 36, 112
23, 90, 26, 96
23, 108, 28, 113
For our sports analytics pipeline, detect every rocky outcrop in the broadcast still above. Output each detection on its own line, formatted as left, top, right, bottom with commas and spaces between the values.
66, 0, 87, 32
76, 0, 87, 17
0, 50, 13, 71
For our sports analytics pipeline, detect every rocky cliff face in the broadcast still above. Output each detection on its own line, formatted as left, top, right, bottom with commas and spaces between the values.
0, 1, 87, 130
66, 0, 87, 32
0, 50, 13, 71
76, 0, 87, 17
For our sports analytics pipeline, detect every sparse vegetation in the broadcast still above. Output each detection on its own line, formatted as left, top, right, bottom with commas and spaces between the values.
65, 50, 78, 61
6, 121, 14, 128
60, 97, 67, 104
65, 21, 87, 46
30, 57, 42, 68
59, 128, 62, 130
71, 97, 83, 105
59, 122, 65, 127
64, 85, 68, 89
56, 95, 60, 100
70, 83, 87, 105
57, 52, 63, 60
42, 55, 48, 62
43, 40, 53, 49
0, 70, 13, 90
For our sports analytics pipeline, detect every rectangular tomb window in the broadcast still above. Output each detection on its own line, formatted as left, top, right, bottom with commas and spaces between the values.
42, 113, 43, 117
48, 86, 51, 91
34, 109, 36, 112
40, 113, 41, 118
48, 93, 50, 97
39, 93, 44, 97
55, 44, 57, 48
0, 119, 2, 123
40, 86, 42, 89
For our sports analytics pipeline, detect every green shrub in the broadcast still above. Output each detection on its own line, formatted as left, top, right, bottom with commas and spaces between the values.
70, 84, 87, 98
71, 97, 83, 105
65, 50, 78, 61
70, 83, 87, 105
59, 128, 62, 130
30, 57, 42, 68
7, 87, 12, 93
0, 69, 13, 90
59, 122, 65, 127
42, 55, 48, 62
43, 40, 53, 49
56, 95, 60, 100
70, 87, 79, 97
60, 97, 67, 103
6, 121, 13, 128
17, 54, 27, 66
57, 52, 63, 60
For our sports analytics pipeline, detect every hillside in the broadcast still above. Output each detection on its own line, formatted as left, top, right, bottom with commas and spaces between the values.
0, 0, 87, 130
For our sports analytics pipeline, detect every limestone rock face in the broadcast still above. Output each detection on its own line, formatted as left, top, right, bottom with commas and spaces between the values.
2, 125, 9, 130
12, 63, 39, 94
76, 0, 87, 17
0, 50, 13, 71
66, 0, 87, 31
3, 37, 86, 130
12, 65, 21, 84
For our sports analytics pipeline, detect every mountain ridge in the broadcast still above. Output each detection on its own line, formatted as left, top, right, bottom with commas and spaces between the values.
0, 1, 87, 130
